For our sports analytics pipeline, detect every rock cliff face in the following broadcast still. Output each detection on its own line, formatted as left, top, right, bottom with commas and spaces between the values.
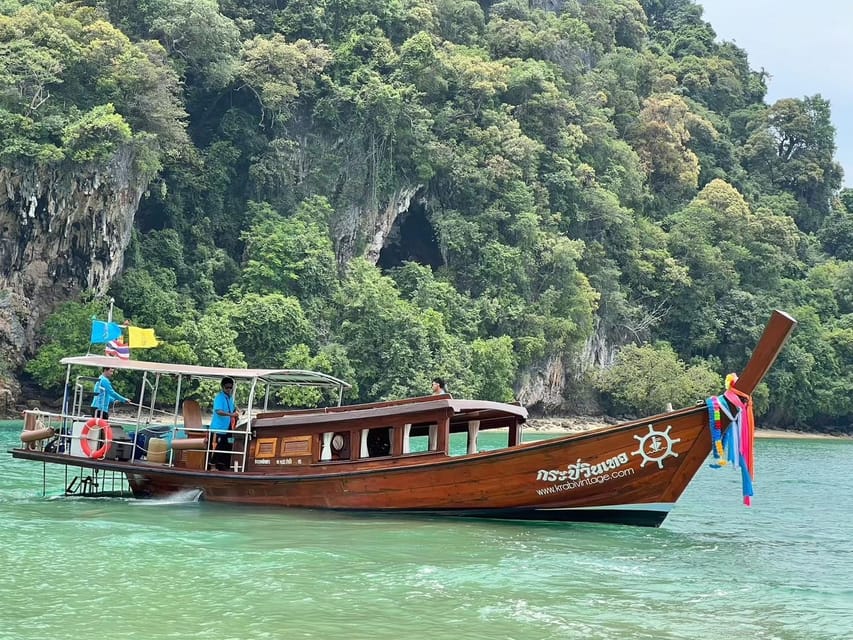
0, 150, 147, 408
529, 0, 567, 12
516, 320, 616, 417
517, 353, 570, 413
333, 185, 422, 266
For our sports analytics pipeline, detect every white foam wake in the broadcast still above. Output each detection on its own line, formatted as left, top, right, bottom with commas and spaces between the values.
131, 489, 203, 505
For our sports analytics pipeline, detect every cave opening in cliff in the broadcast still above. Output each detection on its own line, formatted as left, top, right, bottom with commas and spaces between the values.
376, 196, 443, 273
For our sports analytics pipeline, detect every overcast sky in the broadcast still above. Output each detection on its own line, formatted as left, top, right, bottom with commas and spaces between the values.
699, 0, 852, 187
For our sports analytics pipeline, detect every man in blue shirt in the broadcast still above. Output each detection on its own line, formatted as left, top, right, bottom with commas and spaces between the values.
211, 377, 239, 470
91, 367, 129, 419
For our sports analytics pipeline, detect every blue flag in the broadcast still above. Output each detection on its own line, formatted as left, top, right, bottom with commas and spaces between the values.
91, 319, 123, 344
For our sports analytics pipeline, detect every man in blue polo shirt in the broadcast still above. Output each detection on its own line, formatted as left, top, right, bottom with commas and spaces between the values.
91, 367, 129, 419
211, 377, 239, 470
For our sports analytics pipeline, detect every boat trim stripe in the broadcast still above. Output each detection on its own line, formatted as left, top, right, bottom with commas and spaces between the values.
538, 502, 674, 513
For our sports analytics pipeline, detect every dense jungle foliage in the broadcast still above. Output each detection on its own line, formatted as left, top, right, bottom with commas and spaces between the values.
3, 0, 852, 431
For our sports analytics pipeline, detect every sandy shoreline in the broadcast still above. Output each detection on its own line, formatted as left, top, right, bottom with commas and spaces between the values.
524, 417, 851, 440
754, 429, 850, 440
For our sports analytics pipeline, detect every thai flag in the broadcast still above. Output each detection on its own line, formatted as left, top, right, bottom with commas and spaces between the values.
105, 339, 130, 360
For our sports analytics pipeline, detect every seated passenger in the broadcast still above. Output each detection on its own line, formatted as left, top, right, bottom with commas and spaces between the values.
431, 377, 451, 397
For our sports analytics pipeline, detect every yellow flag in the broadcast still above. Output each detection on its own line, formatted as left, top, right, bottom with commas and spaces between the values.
128, 326, 159, 349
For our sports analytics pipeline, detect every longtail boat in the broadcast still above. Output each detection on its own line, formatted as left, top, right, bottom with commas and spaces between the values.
10, 310, 796, 527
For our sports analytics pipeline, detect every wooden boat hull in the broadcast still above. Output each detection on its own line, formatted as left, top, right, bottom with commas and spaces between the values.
13, 405, 711, 527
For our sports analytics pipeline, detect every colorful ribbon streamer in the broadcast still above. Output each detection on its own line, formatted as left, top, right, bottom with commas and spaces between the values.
706, 373, 757, 506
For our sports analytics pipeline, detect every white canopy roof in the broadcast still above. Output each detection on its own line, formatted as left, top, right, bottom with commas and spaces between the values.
60, 355, 351, 389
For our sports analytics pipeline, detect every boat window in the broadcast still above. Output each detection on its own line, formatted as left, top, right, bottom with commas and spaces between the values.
320, 432, 333, 461
405, 422, 439, 454
428, 423, 438, 451
327, 432, 350, 460
448, 432, 475, 457
362, 427, 392, 457
407, 435, 430, 453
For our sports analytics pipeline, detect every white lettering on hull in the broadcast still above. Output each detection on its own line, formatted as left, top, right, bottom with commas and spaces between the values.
536, 452, 630, 483
533, 423, 682, 495
535, 467, 636, 496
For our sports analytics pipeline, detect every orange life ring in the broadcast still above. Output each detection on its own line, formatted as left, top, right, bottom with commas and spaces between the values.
81, 418, 113, 459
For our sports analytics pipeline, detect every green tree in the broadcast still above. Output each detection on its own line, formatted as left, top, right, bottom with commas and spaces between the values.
335, 259, 463, 401
173, 311, 245, 369
470, 336, 517, 402
61, 103, 132, 162
238, 35, 331, 127
111, 267, 184, 329
630, 92, 713, 207
101, 0, 242, 88
26, 299, 109, 392
764, 306, 851, 428
581, 0, 647, 54
149, 0, 241, 88
818, 191, 853, 260
392, 262, 480, 339
216, 294, 315, 368
595, 341, 720, 416
0, 4, 187, 171
238, 199, 339, 308
434, 0, 484, 45
663, 179, 800, 355
741, 96, 842, 231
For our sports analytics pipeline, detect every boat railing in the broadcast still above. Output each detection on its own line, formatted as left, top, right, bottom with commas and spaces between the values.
19, 408, 166, 457
18, 408, 250, 473
165, 422, 250, 472
71, 376, 99, 417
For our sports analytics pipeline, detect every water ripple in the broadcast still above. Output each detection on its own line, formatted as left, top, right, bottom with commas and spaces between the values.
1, 428, 852, 639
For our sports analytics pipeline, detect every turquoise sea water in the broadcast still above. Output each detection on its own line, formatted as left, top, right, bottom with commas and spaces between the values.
1, 421, 852, 640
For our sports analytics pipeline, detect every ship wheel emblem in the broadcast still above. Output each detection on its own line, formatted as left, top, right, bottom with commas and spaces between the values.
631, 424, 681, 469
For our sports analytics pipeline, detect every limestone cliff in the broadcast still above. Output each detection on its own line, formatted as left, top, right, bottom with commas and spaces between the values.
515, 316, 629, 415
333, 185, 422, 266
0, 149, 148, 409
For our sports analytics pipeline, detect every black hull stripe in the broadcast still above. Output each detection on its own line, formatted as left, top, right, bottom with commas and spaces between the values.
326, 507, 669, 528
